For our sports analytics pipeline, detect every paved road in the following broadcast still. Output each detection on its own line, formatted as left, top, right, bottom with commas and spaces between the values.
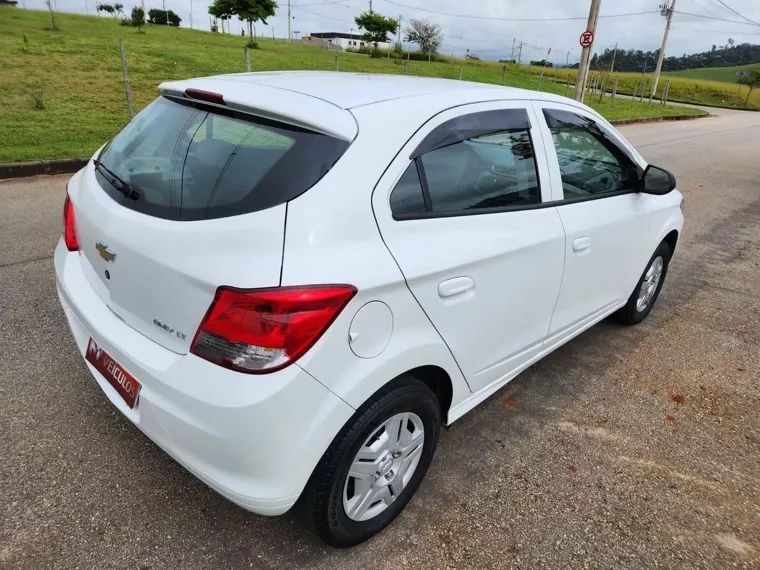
2, 109, 759, 569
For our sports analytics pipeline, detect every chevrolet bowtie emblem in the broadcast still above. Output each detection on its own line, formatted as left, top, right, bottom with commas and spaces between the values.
96, 242, 116, 262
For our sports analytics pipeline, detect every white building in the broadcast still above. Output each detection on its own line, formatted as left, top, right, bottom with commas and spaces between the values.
305, 32, 391, 51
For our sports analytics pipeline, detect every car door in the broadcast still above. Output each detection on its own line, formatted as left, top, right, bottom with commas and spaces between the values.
531, 102, 655, 345
372, 101, 566, 395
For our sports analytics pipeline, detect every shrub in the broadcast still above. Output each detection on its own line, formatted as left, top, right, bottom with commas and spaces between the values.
130, 6, 146, 31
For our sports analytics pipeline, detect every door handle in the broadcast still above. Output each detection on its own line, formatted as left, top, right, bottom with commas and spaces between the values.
438, 277, 475, 298
573, 237, 592, 252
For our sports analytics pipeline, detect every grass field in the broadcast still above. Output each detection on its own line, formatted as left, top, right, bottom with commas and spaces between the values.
527, 66, 760, 110
666, 62, 760, 83
1, 8, 705, 162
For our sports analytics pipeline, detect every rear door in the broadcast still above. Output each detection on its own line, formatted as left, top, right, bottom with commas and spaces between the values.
531, 102, 654, 340
70, 95, 349, 353
372, 101, 566, 394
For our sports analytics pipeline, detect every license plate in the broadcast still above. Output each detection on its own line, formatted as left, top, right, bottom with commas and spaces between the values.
85, 338, 141, 408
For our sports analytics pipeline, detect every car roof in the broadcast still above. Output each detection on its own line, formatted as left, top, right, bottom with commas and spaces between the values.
159, 71, 576, 141
192, 71, 570, 109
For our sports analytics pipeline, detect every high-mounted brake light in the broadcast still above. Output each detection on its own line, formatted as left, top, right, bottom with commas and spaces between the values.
190, 285, 357, 374
184, 88, 225, 105
63, 194, 79, 251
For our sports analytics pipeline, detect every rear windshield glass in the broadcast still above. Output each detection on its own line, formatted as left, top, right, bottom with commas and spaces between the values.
95, 96, 350, 220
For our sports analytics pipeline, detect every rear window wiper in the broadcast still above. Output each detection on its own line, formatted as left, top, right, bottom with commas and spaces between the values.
93, 159, 140, 201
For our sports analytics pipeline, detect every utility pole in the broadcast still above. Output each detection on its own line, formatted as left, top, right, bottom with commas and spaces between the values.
190, 0, 193, 29
566, 50, 570, 68
651, 0, 676, 96
574, 0, 602, 102
398, 14, 402, 45
511, 37, 516, 61
163, 0, 169, 25
610, 42, 617, 73
287, 0, 291, 43
368, 0, 372, 13
517, 41, 523, 65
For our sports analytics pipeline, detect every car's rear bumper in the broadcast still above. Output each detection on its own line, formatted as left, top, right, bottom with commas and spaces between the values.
54, 239, 355, 515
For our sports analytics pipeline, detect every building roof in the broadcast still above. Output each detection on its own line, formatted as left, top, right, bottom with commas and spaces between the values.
309, 32, 371, 41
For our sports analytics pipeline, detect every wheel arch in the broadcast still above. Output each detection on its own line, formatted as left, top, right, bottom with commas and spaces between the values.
663, 229, 679, 257
404, 365, 454, 425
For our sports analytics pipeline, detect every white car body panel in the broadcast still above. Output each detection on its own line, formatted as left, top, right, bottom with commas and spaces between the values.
55, 72, 684, 517
368, 100, 566, 394
68, 164, 286, 354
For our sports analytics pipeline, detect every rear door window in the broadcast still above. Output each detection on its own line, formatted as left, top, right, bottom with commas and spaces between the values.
96, 97, 349, 220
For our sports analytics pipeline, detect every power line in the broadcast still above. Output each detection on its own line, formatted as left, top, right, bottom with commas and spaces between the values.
714, 0, 760, 25
676, 9, 760, 25
295, 5, 353, 23
377, 0, 659, 22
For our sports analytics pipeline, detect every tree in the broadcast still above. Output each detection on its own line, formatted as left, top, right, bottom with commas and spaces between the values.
739, 70, 760, 103
208, 0, 277, 44
403, 18, 442, 57
96, 2, 124, 18
130, 6, 145, 31
148, 8, 181, 26
354, 11, 398, 51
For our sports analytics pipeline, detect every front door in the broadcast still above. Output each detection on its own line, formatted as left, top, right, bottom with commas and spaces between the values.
373, 101, 566, 394
532, 102, 654, 342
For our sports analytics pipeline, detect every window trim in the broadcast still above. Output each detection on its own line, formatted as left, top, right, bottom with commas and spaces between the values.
392, 126, 544, 221
410, 109, 532, 159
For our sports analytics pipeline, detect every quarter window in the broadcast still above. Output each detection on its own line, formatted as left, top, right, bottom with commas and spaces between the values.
390, 162, 426, 216
543, 109, 638, 200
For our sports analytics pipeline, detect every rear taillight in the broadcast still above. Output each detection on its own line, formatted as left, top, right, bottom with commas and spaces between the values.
190, 285, 357, 374
63, 194, 79, 251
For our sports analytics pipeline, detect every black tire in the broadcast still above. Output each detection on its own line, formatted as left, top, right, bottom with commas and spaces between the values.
299, 377, 441, 548
614, 241, 671, 325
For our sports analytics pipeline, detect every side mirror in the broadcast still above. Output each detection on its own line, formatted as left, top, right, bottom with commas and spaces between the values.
641, 165, 676, 195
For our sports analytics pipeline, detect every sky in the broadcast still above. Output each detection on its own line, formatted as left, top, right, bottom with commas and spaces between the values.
21, 0, 760, 63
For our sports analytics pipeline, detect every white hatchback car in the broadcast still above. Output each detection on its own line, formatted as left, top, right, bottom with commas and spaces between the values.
56, 72, 683, 547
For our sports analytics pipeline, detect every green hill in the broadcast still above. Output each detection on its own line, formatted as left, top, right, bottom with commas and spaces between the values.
667, 63, 760, 83
1, 8, 704, 162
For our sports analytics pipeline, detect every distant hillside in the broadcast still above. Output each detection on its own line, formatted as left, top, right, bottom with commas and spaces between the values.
666, 62, 760, 82
588, 42, 760, 73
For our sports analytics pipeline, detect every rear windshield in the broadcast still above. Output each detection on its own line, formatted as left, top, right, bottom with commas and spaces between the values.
95, 96, 350, 220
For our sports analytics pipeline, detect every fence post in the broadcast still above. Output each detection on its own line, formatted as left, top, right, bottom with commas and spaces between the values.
118, 39, 134, 118
564, 73, 571, 98
631, 81, 638, 107
335, 55, 339, 71
403, 60, 408, 74
458, 65, 463, 80
611, 76, 619, 108
665, 80, 671, 105
537, 71, 543, 91
245, 47, 251, 72
501, 65, 506, 86
598, 74, 608, 104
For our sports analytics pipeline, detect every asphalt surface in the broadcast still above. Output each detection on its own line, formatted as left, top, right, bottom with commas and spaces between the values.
2, 109, 759, 569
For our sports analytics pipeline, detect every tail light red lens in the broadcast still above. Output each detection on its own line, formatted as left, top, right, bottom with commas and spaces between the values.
63, 194, 79, 251
190, 285, 357, 374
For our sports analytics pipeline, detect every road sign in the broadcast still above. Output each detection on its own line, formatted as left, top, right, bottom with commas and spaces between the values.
579, 31, 594, 48
736, 71, 749, 77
